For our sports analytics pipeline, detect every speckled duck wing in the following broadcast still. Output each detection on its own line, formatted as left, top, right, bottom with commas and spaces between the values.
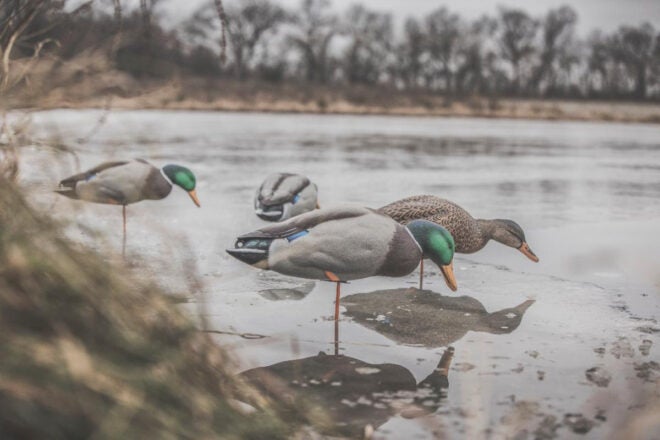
379, 195, 455, 224
379, 195, 482, 253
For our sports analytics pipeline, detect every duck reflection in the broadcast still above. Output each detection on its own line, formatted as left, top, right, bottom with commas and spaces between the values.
259, 281, 316, 301
238, 289, 532, 437
343, 288, 534, 347
240, 347, 453, 438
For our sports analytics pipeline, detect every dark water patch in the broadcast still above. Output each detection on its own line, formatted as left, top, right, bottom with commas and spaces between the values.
639, 339, 653, 356
496, 179, 571, 199
609, 338, 635, 359
605, 180, 660, 198
633, 361, 660, 382
605, 142, 660, 152
338, 135, 570, 158
637, 326, 660, 334
563, 413, 596, 434
602, 163, 660, 171
585, 367, 612, 387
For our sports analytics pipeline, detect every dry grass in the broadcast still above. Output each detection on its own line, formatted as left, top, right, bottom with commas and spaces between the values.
3, 54, 659, 124
0, 179, 301, 439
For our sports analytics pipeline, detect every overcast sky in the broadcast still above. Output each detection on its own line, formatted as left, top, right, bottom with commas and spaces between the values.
165, 0, 660, 35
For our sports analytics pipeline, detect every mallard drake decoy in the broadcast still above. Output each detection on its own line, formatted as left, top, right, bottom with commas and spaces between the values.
254, 172, 318, 221
380, 195, 538, 286
55, 159, 200, 255
226, 206, 457, 321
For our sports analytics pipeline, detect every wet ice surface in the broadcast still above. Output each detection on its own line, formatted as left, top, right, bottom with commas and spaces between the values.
17, 110, 660, 439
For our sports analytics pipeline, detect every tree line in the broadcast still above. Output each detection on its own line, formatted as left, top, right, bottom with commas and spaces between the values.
4, 0, 660, 100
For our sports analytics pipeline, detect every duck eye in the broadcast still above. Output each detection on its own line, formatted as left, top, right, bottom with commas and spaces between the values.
292, 194, 301, 204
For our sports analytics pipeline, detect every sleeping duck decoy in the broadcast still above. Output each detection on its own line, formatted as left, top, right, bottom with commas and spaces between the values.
254, 172, 318, 221
55, 159, 200, 256
226, 206, 457, 321
380, 195, 538, 287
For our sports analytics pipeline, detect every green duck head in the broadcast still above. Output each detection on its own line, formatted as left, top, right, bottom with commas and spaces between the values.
406, 219, 457, 291
163, 164, 201, 207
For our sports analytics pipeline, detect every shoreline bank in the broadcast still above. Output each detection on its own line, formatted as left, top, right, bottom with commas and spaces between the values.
15, 97, 660, 124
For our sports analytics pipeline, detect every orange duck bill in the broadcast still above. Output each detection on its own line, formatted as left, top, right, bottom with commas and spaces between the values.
518, 242, 539, 262
439, 261, 458, 291
188, 190, 201, 207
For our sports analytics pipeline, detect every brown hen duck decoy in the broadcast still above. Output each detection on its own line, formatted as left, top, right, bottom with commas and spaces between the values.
379, 195, 538, 287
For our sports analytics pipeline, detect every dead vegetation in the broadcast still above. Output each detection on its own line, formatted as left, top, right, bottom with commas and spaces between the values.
6, 62, 660, 124
0, 177, 303, 439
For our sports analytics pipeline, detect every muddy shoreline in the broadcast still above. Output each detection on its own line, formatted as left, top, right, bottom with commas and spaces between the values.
12, 98, 660, 125
6, 63, 660, 124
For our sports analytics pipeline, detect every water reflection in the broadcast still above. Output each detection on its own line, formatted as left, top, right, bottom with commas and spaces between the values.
238, 289, 533, 436
240, 348, 454, 438
259, 282, 316, 301
343, 288, 534, 347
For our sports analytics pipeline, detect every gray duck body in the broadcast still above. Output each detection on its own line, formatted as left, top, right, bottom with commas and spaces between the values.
379, 195, 485, 253
56, 159, 172, 205
232, 206, 422, 282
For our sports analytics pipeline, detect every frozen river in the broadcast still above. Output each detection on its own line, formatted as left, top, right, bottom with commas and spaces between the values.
17, 110, 660, 439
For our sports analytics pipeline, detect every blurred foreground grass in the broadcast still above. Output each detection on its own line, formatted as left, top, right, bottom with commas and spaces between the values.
0, 179, 298, 439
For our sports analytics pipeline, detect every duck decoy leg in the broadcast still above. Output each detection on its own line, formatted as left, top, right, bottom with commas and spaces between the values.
405, 346, 454, 418
334, 281, 341, 322
334, 312, 339, 356
122, 205, 127, 258
419, 259, 424, 290
437, 346, 454, 374
325, 271, 343, 322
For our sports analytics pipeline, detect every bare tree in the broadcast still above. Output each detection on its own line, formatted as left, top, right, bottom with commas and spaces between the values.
0, 0, 48, 90
395, 17, 425, 88
586, 31, 613, 95
610, 23, 656, 98
225, 0, 286, 79
652, 32, 660, 95
342, 4, 393, 85
531, 5, 578, 95
3, 0, 659, 104
288, 0, 337, 83
179, 0, 230, 74
455, 16, 499, 96
0, 0, 97, 93
182, 5, 219, 48
498, 7, 539, 95
423, 7, 462, 95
